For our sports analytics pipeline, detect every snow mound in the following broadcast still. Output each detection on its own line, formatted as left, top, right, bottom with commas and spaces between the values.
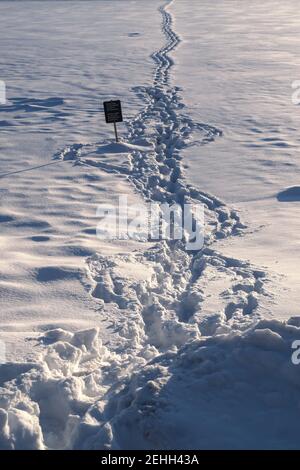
97, 319, 300, 450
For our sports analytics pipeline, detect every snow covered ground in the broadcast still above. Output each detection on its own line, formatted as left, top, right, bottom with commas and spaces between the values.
0, 0, 162, 359
1, 0, 300, 450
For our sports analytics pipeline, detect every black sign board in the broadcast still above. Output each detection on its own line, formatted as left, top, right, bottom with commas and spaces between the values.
103, 100, 123, 124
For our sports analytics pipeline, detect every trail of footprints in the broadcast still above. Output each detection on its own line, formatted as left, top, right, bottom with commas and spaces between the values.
87, 241, 268, 354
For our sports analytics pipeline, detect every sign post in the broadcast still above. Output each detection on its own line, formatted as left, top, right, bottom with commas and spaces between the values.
103, 100, 123, 143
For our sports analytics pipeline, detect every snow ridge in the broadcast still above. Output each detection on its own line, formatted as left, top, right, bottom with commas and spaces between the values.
1, 0, 298, 451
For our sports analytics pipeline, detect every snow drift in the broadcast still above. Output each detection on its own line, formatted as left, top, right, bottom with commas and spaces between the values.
1, 0, 300, 451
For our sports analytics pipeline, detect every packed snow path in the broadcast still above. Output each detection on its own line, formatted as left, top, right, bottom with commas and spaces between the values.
1, 0, 300, 450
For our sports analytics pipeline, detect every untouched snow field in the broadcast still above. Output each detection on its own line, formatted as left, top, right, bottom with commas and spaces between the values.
0, 0, 300, 450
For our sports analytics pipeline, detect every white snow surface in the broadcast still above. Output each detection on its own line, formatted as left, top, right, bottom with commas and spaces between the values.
173, 0, 300, 320
0, 0, 300, 450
